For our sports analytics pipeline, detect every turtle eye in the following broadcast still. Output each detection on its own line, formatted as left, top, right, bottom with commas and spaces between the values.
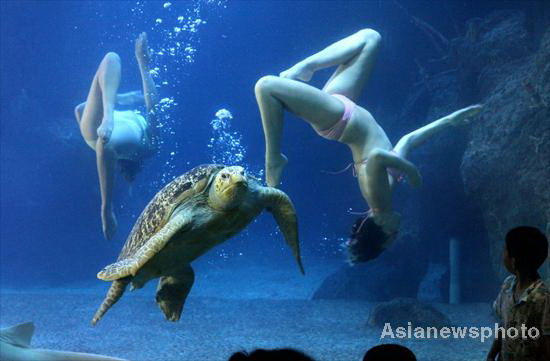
221, 173, 228, 179
240, 170, 245, 176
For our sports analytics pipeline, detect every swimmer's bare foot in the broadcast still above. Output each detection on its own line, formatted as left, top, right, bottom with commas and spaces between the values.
265, 153, 288, 187
280, 62, 313, 82
97, 117, 113, 144
446, 104, 483, 127
101, 207, 118, 240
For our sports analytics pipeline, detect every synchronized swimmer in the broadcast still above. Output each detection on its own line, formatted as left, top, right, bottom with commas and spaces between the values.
75, 29, 481, 263
254, 29, 481, 262
75, 33, 159, 240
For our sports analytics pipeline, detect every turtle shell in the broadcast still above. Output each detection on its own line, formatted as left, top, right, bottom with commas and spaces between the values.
116, 164, 224, 261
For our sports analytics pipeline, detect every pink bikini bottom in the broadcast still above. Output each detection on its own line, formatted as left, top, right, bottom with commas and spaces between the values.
316, 94, 356, 141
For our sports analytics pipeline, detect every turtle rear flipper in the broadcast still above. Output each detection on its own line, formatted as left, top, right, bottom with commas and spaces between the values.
156, 265, 195, 322
97, 213, 193, 281
91, 278, 130, 326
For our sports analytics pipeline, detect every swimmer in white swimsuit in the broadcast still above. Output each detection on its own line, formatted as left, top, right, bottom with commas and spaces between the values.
74, 33, 159, 240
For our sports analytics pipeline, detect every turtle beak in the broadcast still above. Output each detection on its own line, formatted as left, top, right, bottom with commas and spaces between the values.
231, 174, 247, 188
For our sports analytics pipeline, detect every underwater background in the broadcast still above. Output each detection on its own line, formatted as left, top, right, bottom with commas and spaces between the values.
1, 1, 549, 360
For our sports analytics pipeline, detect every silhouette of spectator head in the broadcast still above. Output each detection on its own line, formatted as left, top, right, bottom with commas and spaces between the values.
228, 348, 316, 361
362, 344, 416, 361
504, 226, 548, 277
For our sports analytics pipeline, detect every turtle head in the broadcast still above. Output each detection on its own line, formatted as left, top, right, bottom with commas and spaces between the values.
208, 166, 249, 210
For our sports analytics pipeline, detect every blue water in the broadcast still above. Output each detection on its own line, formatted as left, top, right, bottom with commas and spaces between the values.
0, 1, 546, 360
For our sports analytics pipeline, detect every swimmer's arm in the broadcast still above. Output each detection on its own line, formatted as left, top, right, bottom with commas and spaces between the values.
371, 149, 413, 170
369, 149, 422, 187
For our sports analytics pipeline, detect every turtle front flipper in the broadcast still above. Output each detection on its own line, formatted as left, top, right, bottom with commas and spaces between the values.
156, 265, 195, 322
97, 213, 193, 281
260, 187, 305, 274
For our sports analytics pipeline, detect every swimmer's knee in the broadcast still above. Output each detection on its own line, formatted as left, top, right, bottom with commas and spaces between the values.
102, 52, 121, 66
254, 75, 280, 96
356, 28, 381, 47
74, 103, 85, 123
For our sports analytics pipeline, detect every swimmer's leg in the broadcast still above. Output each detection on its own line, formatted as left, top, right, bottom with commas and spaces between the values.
76, 66, 103, 136
77, 52, 122, 240
99, 123, 142, 239
393, 105, 483, 159
322, 29, 381, 101
95, 52, 121, 144
280, 29, 381, 102
255, 76, 345, 187
96, 140, 118, 240
74, 102, 87, 125
97, 53, 121, 240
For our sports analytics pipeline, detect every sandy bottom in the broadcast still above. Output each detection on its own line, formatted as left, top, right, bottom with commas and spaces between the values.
0, 262, 494, 361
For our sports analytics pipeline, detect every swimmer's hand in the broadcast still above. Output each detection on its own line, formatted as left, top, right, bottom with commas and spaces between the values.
407, 166, 422, 188
447, 104, 483, 127
280, 61, 313, 82
135, 32, 151, 66
97, 121, 113, 144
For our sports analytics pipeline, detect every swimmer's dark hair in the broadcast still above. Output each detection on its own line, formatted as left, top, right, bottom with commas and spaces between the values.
228, 348, 316, 361
118, 159, 143, 183
505, 226, 548, 277
347, 216, 395, 263
363, 344, 416, 361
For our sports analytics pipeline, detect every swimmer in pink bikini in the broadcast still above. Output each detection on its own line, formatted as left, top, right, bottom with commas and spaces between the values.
255, 29, 482, 262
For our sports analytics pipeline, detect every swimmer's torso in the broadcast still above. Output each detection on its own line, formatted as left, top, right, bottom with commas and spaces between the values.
339, 105, 395, 210
340, 105, 393, 162
81, 110, 148, 159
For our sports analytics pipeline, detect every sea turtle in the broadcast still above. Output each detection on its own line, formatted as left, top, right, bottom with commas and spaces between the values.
91, 164, 304, 325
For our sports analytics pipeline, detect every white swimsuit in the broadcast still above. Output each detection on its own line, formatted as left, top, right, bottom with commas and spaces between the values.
86, 110, 148, 159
